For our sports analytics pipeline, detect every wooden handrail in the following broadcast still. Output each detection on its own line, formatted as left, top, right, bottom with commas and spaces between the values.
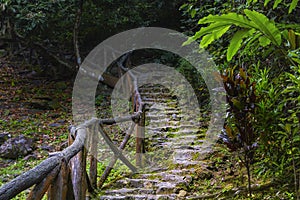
0, 126, 87, 200
0, 52, 147, 200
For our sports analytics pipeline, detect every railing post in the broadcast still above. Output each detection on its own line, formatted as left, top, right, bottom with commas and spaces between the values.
89, 126, 98, 189
47, 161, 70, 200
136, 104, 145, 167
70, 127, 87, 200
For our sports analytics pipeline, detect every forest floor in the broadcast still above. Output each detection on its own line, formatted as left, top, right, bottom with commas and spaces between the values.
0, 58, 294, 199
0, 58, 73, 190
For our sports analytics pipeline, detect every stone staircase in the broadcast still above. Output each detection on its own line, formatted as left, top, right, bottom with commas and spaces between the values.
99, 84, 208, 200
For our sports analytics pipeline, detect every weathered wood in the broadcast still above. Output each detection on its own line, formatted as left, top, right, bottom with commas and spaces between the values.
100, 112, 141, 125
48, 161, 69, 200
89, 127, 99, 189
101, 73, 119, 88
70, 128, 88, 200
66, 167, 75, 200
98, 122, 136, 188
98, 125, 137, 172
0, 156, 62, 200
136, 105, 145, 167
26, 165, 61, 200
0, 124, 87, 200
70, 148, 87, 200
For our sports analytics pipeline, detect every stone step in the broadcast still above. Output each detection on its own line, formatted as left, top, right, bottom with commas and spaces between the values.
145, 105, 180, 111
146, 119, 179, 127
161, 138, 204, 147
98, 84, 210, 199
142, 97, 174, 103
114, 178, 159, 189
144, 101, 178, 107
99, 194, 177, 200
140, 92, 175, 98
146, 110, 180, 116
140, 169, 193, 179
104, 181, 179, 196
140, 87, 171, 94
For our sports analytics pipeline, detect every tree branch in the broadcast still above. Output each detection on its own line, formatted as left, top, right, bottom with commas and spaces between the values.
73, 0, 84, 68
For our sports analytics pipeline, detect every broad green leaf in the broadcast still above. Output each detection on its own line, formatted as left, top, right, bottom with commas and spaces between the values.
182, 23, 228, 46
200, 25, 231, 48
244, 9, 281, 46
198, 13, 256, 29
273, 0, 283, 9
264, 0, 272, 6
197, 22, 231, 38
289, 0, 299, 14
259, 35, 271, 47
182, 36, 196, 46
227, 29, 255, 61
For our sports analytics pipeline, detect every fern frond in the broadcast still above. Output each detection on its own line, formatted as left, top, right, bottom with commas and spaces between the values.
227, 29, 255, 61
200, 25, 231, 48
244, 9, 281, 46
198, 13, 257, 29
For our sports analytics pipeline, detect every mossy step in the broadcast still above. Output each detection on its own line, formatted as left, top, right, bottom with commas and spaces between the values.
99, 194, 177, 200
144, 101, 178, 107
114, 178, 159, 189
140, 88, 171, 93
140, 92, 175, 98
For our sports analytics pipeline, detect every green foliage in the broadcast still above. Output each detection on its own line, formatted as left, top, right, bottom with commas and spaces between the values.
181, 0, 300, 196
184, 9, 283, 61
248, 0, 299, 14
1, 0, 75, 37
0, 0, 183, 75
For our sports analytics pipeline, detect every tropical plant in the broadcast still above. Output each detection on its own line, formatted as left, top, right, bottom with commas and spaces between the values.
181, 0, 300, 197
220, 67, 258, 195
184, 9, 285, 61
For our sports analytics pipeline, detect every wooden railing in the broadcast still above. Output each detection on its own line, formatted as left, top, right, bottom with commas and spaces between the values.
0, 53, 146, 200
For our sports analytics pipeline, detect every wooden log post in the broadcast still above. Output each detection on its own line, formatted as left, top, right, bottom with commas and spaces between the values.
89, 126, 99, 189
98, 122, 136, 188
0, 120, 89, 200
136, 104, 145, 167
69, 127, 88, 200
47, 161, 70, 200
